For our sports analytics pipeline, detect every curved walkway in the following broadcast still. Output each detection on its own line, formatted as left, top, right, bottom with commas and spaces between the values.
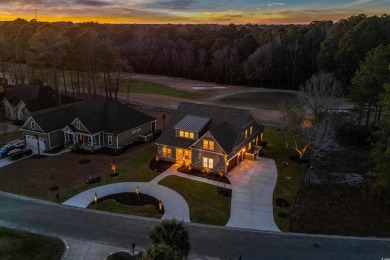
63, 182, 190, 223
226, 157, 280, 232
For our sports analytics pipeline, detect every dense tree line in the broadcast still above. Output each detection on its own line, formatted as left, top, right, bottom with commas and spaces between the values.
0, 14, 389, 97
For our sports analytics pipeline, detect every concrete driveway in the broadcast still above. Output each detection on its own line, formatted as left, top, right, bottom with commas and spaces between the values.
63, 182, 190, 223
226, 157, 280, 232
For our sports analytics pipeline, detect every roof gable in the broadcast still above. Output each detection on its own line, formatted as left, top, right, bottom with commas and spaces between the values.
157, 102, 260, 154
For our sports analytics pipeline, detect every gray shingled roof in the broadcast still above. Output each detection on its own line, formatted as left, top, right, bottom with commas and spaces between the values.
24, 99, 156, 134
174, 115, 210, 132
157, 102, 263, 154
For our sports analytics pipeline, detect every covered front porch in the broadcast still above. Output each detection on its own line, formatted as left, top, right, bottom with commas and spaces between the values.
175, 148, 192, 166
63, 126, 103, 152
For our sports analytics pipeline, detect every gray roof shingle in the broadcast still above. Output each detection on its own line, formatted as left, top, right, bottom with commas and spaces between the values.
174, 115, 210, 132
25, 99, 156, 134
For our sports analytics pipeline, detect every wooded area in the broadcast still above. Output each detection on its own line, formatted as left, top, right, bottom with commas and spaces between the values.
0, 14, 389, 95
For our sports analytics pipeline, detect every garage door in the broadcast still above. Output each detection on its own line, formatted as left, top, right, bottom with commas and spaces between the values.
25, 135, 46, 151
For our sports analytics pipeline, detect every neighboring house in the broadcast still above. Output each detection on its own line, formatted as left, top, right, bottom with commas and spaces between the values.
2, 85, 72, 121
21, 99, 157, 152
156, 102, 265, 174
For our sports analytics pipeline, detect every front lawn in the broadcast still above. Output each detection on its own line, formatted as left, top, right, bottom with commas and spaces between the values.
62, 145, 159, 201
0, 142, 158, 202
159, 176, 231, 226
0, 226, 64, 259
122, 79, 202, 100
263, 127, 306, 231
217, 91, 299, 110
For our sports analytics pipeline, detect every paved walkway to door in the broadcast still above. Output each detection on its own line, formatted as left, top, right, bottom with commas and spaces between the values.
226, 157, 280, 232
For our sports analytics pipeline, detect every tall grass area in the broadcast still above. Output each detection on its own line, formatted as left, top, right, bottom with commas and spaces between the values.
0, 227, 64, 259
60, 72, 202, 100
122, 79, 202, 100
159, 176, 231, 226
217, 92, 299, 110
263, 127, 306, 231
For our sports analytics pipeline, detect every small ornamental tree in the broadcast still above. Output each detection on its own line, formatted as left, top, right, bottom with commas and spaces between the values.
146, 219, 190, 259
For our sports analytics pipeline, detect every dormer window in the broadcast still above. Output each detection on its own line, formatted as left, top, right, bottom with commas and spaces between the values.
250, 126, 253, 135
203, 140, 214, 151
76, 122, 80, 130
31, 121, 35, 130
245, 129, 248, 138
179, 130, 194, 139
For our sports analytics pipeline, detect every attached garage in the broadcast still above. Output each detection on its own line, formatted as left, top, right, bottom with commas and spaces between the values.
25, 135, 46, 152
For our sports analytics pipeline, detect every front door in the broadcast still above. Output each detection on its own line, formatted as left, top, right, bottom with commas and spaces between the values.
176, 149, 184, 162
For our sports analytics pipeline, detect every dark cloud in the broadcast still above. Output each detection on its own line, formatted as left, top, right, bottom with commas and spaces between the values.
146, 0, 222, 11
74, 0, 110, 7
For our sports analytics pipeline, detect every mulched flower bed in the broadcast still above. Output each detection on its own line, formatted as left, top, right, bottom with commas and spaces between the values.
217, 187, 232, 198
177, 165, 231, 184
149, 158, 174, 173
91, 192, 164, 214
86, 176, 101, 184
107, 251, 142, 260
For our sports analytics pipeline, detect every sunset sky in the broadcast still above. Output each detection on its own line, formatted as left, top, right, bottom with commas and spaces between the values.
0, 0, 389, 24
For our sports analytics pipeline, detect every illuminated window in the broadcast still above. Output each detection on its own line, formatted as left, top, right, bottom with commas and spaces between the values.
250, 126, 253, 135
162, 147, 172, 158
203, 140, 214, 151
202, 157, 214, 169
256, 137, 259, 145
248, 142, 252, 151
245, 129, 248, 138
179, 131, 194, 139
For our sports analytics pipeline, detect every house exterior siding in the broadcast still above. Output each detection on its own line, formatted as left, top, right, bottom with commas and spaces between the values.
23, 118, 44, 132
117, 122, 153, 148
3, 99, 15, 120
156, 102, 265, 175
48, 130, 65, 149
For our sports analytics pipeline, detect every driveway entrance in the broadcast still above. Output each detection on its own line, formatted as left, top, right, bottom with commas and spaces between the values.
226, 157, 280, 232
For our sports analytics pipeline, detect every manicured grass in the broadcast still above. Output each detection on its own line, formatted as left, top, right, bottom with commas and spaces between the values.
263, 127, 306, 231
62, 146, 159, 201
159, 176, 231, 226
217, 92, 299, 110
122, 79, 202, 100
0, 131, 23, 146
88, 199, 162, 218
0, 226, 64, 259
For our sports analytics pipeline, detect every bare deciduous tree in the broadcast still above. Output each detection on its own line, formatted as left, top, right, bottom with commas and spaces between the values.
279, 101, 338, 162
300, 72, 343, 119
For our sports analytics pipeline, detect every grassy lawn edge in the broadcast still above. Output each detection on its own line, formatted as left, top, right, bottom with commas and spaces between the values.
263, 127, 306, 231
0, 226, 65, 259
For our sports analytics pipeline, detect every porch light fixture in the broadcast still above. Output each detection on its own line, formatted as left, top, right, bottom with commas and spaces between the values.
94, 192, 98, 203
136, 186, 140, 195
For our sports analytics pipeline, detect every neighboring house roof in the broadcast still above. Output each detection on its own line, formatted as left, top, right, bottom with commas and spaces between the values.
157, 102, 264, 154
4, 85, 73, 113
174, 115, 210, 132
23, 99, 156, 134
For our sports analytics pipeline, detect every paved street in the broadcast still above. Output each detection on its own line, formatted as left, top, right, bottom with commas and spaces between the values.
0, 192, 389, 259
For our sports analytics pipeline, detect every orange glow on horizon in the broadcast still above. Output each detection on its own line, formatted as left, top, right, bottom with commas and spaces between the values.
0, 10, 387, 25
